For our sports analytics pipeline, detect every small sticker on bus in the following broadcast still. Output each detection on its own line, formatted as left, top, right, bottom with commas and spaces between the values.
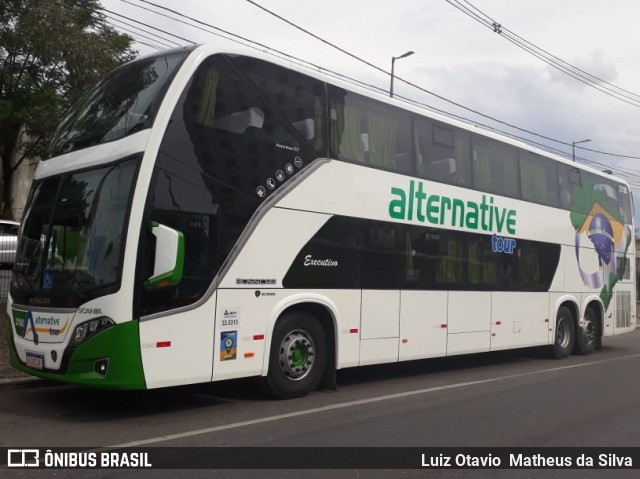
220, 331, 237, 361
222, 308, 239, 327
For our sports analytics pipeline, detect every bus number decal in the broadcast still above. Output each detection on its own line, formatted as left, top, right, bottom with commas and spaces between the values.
221, 308, 239, 327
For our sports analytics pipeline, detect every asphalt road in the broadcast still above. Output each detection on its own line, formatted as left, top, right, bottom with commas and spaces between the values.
2, 330, 640, 479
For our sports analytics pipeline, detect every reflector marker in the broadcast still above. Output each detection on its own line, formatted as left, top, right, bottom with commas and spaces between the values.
349, 328, 359, 334
253, 334, 265, 341
156, 341, 171, 348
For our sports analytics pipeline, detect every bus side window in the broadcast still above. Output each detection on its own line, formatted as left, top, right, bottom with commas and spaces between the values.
361, 220, 403, 289
519, 150, 559, 207
415, 119, 471, 187
472, 135, 520, 198
329, 88, 413, 174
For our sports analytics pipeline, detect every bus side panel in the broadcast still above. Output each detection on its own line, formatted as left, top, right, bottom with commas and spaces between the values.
490, 292, 550, 350
213, 288, 271, 382
212, 289, 362, 382
139, 293, 217, 389
398, 290, 448, 361
446, 292, 491, 356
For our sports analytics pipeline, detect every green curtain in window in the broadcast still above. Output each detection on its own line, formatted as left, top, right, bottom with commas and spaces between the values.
196, 69, 218, 127
331, 101, 365, 162
313, 96, 324, 153
473, 146, 492, 191
468, 242, 497, 285
468, 242, 481, 284
367, 112, 396, 169
520, 159, 548, 204
438, 238, 463, 283
517, 251, 540, 286
500, 154, 519, 197
454, 135, 471, 186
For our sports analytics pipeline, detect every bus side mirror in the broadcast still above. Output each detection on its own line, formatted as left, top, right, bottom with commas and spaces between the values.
143, 222, 185, 291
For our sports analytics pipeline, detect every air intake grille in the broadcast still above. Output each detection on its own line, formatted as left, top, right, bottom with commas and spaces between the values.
616, 291, 632, 328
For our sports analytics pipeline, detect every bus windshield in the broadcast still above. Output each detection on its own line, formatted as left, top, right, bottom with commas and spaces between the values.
48, 50, 189, 158
11, 159, 138, 307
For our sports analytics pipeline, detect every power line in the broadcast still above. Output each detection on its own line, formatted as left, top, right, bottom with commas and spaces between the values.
104, 17, 176, 49
445, 0, 640, 108
457, 0, 640, 104
49, 1, 640, 190
242, 0, 640, 160
102, 12, 181, 48
394, 91, 640, 189
121, 0, 391, 94
100, 6, 196, 44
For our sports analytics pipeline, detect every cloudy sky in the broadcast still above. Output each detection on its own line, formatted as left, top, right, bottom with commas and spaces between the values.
102, 0, 640, 216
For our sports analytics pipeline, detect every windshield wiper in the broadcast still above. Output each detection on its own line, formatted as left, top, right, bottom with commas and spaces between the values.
49, 270, 89, 299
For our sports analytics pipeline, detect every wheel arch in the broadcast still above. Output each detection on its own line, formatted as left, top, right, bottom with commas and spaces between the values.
262, 294, 338, 377
583, 295, 605, 348
552, 295, 580, 335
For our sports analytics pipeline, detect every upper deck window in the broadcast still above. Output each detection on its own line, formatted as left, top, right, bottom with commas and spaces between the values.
48, 50, 189, 158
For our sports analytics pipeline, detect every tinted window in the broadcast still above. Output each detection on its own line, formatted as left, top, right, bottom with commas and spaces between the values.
617, 254, 631, 280
415, 119, 472, 187
519, 150, 559, 207
49, 52, 189, 157
12, 160, 138, 307
209, 56, 326, 156
138, 55, 327, 316
589, 174, 632, 226
361, 220, 403, 289
329, 88, 412, 174
404, 226, 440, 288
558, 164, 583, 211
403, 224, 559, 291
404, 226, 467, 288
616, 182, 633, 225
473, 136, 520, 198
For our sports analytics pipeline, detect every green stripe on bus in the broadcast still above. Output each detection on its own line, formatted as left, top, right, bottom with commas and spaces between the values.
10, 321, 146, 390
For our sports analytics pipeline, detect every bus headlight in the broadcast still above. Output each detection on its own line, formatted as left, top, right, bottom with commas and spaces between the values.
69, 318, 115, 347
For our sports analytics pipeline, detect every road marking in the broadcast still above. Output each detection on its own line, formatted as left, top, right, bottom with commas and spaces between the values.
112, 352, 640, 447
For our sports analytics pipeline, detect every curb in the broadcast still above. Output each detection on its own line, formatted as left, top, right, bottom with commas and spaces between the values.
0, 376, 46, 390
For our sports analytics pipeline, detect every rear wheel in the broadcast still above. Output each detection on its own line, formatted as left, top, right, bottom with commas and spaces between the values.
551, 306, 575, 359
575, 307, 597, 355
266, 312, 327, 399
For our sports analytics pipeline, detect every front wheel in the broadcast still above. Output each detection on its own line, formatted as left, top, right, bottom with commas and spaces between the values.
575, 307, 597, 355
550, 306, 575, 359
265, 312, 327, 399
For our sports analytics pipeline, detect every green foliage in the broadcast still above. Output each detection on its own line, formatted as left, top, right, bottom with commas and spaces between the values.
0, 0, 136, 218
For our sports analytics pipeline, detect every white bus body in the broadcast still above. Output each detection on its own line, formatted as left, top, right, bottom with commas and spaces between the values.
8, 44, 635, 397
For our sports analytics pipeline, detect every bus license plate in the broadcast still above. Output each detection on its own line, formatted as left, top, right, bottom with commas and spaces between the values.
25, 351, 44, 370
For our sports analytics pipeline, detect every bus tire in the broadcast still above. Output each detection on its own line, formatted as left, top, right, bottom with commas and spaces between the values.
550, 306, 575, 359
575, 307, 597, 355
265, 312, 327, 399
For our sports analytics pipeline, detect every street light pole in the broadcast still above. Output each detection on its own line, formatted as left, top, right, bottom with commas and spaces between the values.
572, 138, 591, 162
390, 50, 414, 98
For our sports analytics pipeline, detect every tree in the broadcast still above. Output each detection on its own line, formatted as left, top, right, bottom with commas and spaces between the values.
0, 0, 136, 219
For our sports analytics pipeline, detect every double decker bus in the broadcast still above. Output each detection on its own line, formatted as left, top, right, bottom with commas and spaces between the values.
8, 44, 635, 398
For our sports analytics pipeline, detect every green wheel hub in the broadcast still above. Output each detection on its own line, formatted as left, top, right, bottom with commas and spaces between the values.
279, 329, 316, 381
